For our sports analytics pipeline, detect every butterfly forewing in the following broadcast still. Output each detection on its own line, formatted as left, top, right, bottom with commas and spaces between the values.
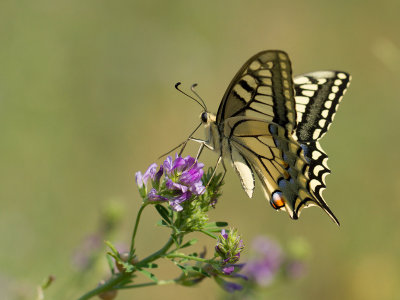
217, 50, 297, 134
294, 71, 351, 142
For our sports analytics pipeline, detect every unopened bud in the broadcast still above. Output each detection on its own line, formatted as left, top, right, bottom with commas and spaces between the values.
115, 252, 138, 273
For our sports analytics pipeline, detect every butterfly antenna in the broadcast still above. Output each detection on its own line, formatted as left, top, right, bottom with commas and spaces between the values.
190, 83, 208, 111
175, 82, 206, 110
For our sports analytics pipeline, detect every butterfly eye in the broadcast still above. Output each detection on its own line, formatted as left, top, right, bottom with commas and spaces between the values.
201, 112, 208, 123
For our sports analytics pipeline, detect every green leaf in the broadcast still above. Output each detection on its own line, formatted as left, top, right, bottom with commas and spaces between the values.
141, 263, 158, 269
138, 269, 158, 282
106, 251, 118, 260
199, 230, 218, 239
177, 265, 211, 277
205, 221, 228, 228
180, 239, 198, 249
176, 264, 188, 275
120, 261, 135, 273
105, 240, 119, 257
155, 204, 171, 224
156, 220, 170, 227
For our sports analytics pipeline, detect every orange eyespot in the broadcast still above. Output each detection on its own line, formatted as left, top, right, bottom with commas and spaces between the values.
270, 191, 285, 209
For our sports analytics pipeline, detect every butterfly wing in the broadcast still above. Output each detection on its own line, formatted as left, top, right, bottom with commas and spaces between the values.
223, 116, 320, 220
292, 71, 351, 224
216, 50, 297, 134
294, 71, 351, 142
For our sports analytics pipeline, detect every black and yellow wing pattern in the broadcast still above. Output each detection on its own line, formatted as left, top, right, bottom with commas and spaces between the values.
217, 50, 297, 133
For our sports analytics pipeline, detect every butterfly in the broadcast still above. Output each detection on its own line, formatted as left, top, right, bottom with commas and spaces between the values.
175, 50, 351, 225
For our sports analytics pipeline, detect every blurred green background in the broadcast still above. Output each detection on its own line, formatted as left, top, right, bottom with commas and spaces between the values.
1, 0, 399, 299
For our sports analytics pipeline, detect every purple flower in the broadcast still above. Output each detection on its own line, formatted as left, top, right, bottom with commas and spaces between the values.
222, 281, 243, 292
142, 163, 158, 184
243, 237, 283, 286
222, 266, 235, 275
153, 165, 164, 186
135, 154, 206, 211
136, 163, 159, 197
214, 276, 243, 293
135, 171, 144, 189
147, 188, 168, 202
162, 155, 205, 211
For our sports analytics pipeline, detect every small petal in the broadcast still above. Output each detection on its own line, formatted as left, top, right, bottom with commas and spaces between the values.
191, 181, 205, 195
169, 200, 184, 211
166, 179, 188, 193
222, 281, 243, 293
163, 156, 173, 174
153, 165, 164, 185
142, 163, 158, 184
173, 156, 186, 172
147, 188, 168, 202
135, 171, 144, 188
222, 266, 235, 275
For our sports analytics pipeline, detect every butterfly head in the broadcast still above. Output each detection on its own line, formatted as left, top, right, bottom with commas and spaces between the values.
200, 111, 216, 126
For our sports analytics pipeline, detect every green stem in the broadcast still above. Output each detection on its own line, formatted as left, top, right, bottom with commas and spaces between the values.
77, 273, 129, 300
77, 237, 175, 300
129, 203, 148, 256
136, 237, 175, 267
117, 280, 176, 289
166, 253, 213, 264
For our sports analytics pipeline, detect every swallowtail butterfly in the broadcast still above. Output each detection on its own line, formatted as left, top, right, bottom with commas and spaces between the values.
178, 50, 351, 225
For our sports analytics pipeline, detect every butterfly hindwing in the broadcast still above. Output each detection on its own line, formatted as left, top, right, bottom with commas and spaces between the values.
292, 71, 351, 225
293, 71, 351, 142
297, 141, 339, 224
217, 50, 297, 133
223, 116, 314, 220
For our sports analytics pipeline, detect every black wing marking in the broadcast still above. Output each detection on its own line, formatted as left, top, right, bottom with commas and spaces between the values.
217, 50, 297, 133
293, 71, 351, 142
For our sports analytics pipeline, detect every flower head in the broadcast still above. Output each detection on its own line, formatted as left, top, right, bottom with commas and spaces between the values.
215, 229, 245, 266
135, 154, 205, 211
242, 236, 283, 286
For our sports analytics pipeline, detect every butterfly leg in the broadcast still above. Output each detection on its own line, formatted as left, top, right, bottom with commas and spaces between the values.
158, 123, 203, 159
202, 155, 225, 191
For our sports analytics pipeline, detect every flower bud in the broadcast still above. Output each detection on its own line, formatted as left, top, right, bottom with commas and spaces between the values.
215, 229, 244, 265
115, 252, 138, 274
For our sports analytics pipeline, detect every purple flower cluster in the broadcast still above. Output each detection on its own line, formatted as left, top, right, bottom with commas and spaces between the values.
242, 236, 283, 286
135, 155, 205, 211
215, 229, 245, 275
